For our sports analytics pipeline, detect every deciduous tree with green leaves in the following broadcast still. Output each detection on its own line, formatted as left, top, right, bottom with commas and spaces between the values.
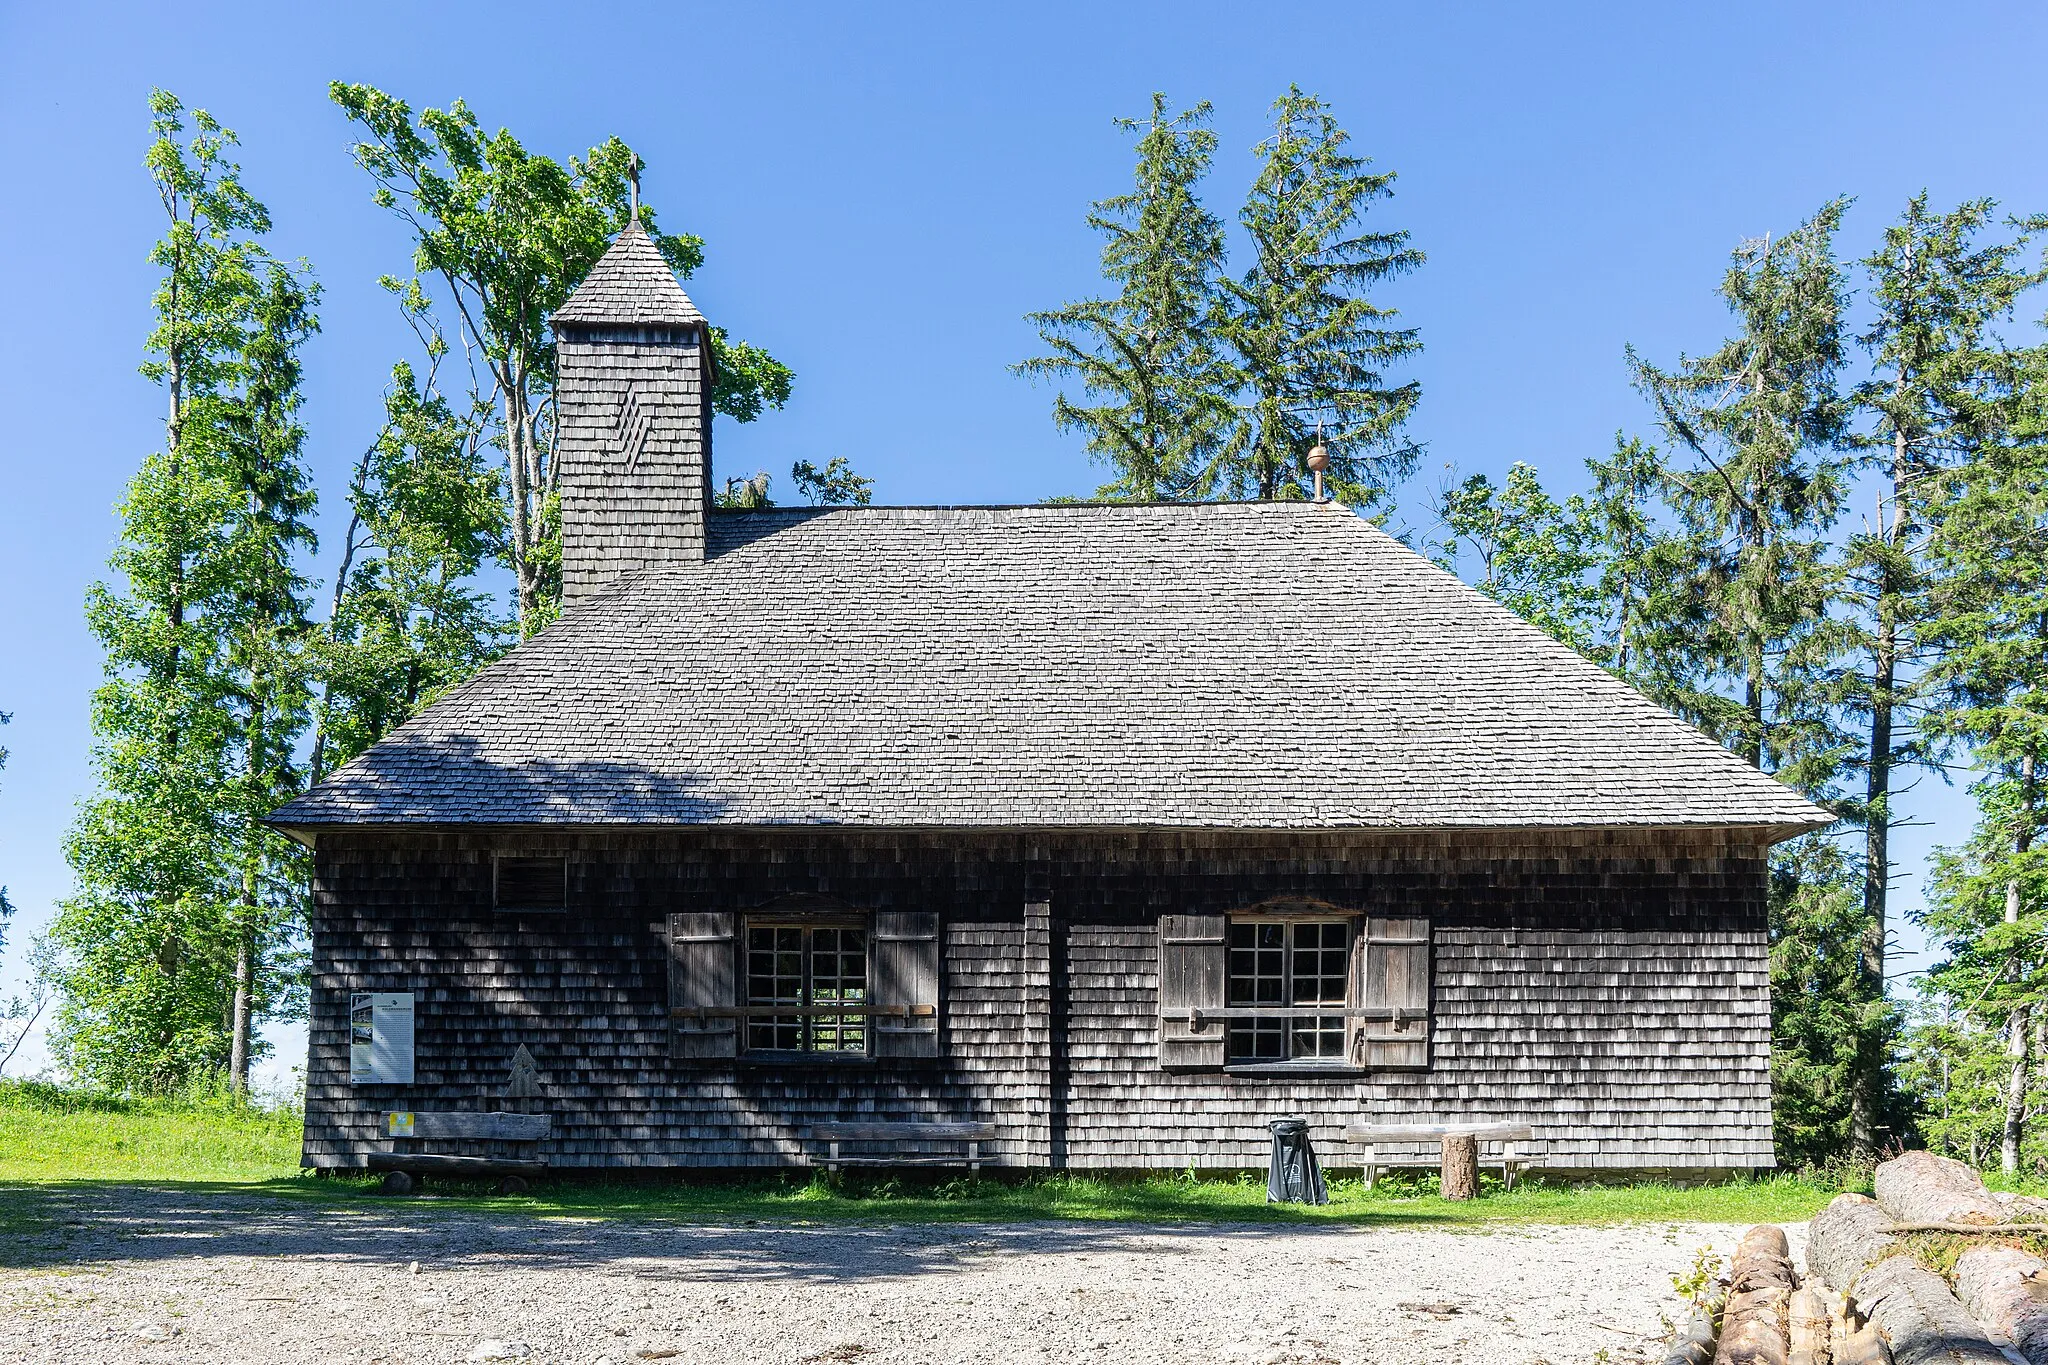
1430, 462, 1602, 653
791, 457, 874, 506
312, 286, 511, 782
55, 93, 316, 1093
1016, 94, 1233, 500
330, 84, 793, 633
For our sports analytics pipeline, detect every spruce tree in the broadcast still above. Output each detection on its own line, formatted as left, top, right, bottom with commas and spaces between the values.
1631, 203, 1871, 1159
1629, 202, 1855, 788
1016, 93, 1231, 500
1215, 86, 1423, 507
1918, 343, 2048, 1172
1846, 195, 2042, 1156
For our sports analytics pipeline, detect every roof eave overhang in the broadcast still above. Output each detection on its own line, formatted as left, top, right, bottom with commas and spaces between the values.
266, 815, 1831, 846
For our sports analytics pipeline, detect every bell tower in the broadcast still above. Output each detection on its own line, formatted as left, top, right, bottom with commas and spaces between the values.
551, 216, 715, 606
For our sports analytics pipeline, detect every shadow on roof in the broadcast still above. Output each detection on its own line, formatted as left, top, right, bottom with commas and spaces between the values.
272, 731, 734, 827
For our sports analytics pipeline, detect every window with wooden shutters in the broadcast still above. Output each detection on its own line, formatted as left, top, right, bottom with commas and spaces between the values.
870, 911, 940, 1058
1157, 914, 1227, 1070
1349, 916, 1432, 1069
744, 922, 871, 1055
669, 911, 738, 1061
1226, 919, 1351, 1063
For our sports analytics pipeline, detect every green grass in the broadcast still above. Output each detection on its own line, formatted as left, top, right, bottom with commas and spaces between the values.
0, 1079, 303, 1182
0, 1080, 1849, 1227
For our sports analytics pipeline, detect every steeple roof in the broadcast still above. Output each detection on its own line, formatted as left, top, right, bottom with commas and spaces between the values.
552, 221, 706, 328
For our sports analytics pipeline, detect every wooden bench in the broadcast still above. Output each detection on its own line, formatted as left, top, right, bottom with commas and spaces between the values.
810, 1121, 998, 1174
1342, 1122, 1534, 1192
369, 1111, 552, 1193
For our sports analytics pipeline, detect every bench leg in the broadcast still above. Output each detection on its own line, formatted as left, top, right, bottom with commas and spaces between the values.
828, 1140, 840, 1175
968, 1141, 980, 1175
1363, 1145, 1377, 1191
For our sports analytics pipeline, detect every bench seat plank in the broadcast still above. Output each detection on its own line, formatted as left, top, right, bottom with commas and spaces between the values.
1343, 1122, 1531, 1143
813, 1122, 997, 1141
366, 1152, 548, 1176
817, 1156, 991, 1168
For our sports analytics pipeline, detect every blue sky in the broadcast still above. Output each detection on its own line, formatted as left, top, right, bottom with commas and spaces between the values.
2, 1, 2043, 1086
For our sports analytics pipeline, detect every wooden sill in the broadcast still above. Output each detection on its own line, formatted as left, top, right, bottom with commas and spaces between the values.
1221, 1063, 1372, 1078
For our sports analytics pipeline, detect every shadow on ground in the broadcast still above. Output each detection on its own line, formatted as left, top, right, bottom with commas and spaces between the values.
0, 1179, 1465, 1279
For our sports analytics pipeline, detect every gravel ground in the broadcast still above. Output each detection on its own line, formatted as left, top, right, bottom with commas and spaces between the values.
0, 1187, 1804, 1365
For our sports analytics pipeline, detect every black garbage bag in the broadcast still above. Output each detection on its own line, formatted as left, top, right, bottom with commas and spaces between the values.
1266, 1118, 1329, 1205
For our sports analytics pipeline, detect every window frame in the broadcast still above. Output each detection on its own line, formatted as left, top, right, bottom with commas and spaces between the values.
494, 854, 569, 913
1223, 912, 1359, 1070
740, 916, 876, 1063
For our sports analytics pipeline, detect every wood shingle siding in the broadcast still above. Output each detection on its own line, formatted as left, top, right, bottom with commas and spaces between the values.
301, 827, 1772, 1174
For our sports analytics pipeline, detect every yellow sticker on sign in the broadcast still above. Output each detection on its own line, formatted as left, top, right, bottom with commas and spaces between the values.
387, 1111, 415, 1137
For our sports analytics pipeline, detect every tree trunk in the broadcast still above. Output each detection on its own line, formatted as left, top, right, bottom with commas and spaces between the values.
1665, 1309, 1718, 1365
1854, 629, 1895, 1159
1955, 1245, 2048, 1365
1872, 1150, 2006, 1226
2007, 1003, 2031, 1176
1439, 1133, 1477, 1200
1833, 1323, 1889, 1365
2008, 750, 2039, 1174
229, 928, 253, 1095
1806, 1193, 1897, 1292
1714, 1224, 1793, 1365
1853, 420, 1913, 1157
1787, 1285, 1828, 1365
1852, 1255, 2008, 1365
502, 365, 536, 629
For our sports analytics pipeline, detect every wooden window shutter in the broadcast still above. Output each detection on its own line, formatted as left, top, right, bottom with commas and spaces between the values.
1157, 914, 1227, 1071
669, 911, 737, 1062
1350, 916, 1432, 1069
871, 911, 941, 1058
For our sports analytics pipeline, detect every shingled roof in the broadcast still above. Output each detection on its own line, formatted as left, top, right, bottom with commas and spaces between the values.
551, 222, 706, 328
274, 502, 1831, 834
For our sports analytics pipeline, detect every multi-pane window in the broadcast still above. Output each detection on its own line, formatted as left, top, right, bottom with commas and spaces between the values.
1227, 920, 1349, 1062
746, 924, 868, 1054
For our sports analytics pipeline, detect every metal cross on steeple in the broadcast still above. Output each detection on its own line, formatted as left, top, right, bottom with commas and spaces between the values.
628, 152, 642, 225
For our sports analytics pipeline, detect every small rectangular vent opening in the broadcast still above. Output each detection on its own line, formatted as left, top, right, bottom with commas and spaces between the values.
496, 856, 568, 912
